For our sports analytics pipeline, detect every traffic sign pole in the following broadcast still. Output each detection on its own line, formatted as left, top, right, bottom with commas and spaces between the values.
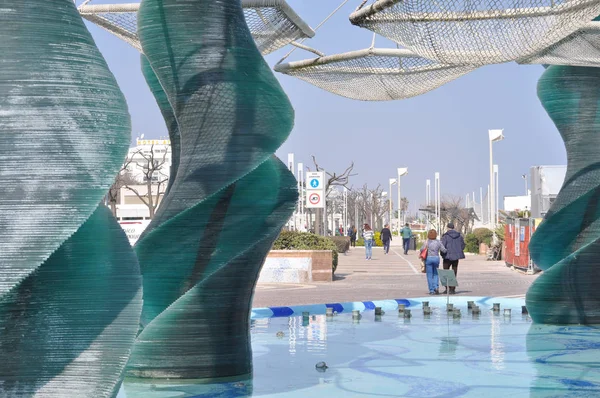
305, 170, 326, 235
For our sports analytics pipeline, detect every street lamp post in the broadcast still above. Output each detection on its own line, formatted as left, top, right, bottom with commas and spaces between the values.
488, 129, 504, 229
389, 178, 397, 227
426, 179, 431, 231
494, 164, 499, 226
522, 174, 528, 196
434, 172, 440, 232
397, 168, 408, 235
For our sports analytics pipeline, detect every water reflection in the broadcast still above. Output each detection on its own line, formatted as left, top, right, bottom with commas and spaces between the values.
121, 377, 253, 397
116, 298, 600, 397
527, 324, 600, 397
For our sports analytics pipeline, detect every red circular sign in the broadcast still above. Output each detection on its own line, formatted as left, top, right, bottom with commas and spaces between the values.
309, 193, 320, 205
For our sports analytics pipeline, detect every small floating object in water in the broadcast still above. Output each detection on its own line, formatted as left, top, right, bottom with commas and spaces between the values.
316, 361, 328, 370
276, 331, 285, 338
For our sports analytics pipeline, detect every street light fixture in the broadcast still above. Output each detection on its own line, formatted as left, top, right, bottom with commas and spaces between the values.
522, 174, 528, 196
488, 129, 504, 229
389, 178, 397, 227
397, 167, 408, 234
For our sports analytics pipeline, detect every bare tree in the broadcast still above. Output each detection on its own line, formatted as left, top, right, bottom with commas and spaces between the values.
418, 195, 478, 235
353, 184, 388, 230
122, 144, 169, 219
106, 166, 136, 217
440, 196, 477, 235
401, 197, 409, 213
307, 156, 357, 235
310, 155, 356, 192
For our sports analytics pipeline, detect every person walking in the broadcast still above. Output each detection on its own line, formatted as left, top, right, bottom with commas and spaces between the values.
363, 224, 374, 260
400, 223, 412, 255
441, 222, 465, 294
420, 229, 447, 295
380, 224, 392, 254
349, 225, 357, 247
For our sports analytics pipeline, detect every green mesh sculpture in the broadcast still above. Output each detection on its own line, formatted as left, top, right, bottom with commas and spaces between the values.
527, 65, 600, 324
126, 0, 297, 379
0, 0, 142, 396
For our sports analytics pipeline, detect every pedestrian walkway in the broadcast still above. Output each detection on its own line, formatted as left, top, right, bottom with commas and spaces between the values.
253, 245, 538, 308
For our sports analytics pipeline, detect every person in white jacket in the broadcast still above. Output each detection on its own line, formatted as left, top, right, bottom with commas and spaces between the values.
363, 224, 374, 260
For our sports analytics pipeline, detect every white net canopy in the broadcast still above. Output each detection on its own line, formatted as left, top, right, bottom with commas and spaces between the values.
274, 48, 475, 101
349, 0, 600, 66
78, 0, 315, 55
519, 21, 600, 66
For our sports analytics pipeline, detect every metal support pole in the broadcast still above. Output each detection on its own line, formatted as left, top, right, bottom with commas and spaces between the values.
489, 138, 494, 230
488, 184, 491, 225
494, 164, 499, 226
480, 187, 483, 222
397, 175, 401, 235
435, 172, 440, 232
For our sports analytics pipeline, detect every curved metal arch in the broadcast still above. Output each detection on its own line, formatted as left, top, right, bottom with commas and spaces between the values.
78, 0, 315, 55
274, 47, 476, 101
349, 0, 600, 66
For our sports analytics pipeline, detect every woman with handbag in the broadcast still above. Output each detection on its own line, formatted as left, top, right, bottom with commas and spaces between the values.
420, 229, 447, 295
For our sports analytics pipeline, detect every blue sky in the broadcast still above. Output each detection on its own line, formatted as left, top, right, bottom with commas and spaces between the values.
84, 0, 567, 213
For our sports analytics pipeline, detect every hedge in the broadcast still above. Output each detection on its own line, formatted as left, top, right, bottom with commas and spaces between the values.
272, 230, 339, 274
464, 228, 494, 253
329, 236, 350, 254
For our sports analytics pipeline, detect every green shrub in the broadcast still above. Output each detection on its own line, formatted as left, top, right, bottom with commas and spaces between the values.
374, 231, 382, 247
464, 233, 479, 253
473, 228, 494, 246
355, 231, 381, 247
272, 230, 339, 273
463, 228, 494, 253
329, 236, 350, 253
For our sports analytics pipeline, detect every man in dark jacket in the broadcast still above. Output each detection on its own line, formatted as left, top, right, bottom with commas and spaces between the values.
380, 224, 392, 254
441, 223, 465, 294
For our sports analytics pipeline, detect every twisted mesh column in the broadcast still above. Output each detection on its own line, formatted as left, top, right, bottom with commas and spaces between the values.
0, 0, 142, 396
527, 65, 600, 324
126, 0, 297, 379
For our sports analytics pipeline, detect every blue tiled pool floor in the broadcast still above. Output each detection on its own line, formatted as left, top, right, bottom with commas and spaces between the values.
119, 297, 600, 397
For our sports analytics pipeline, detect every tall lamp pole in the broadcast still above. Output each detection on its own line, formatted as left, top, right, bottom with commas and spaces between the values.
434, 172, 440, 232
426, 179, 431, 230
397, 168, 408, 235
488, 129, 504, 229
522, 174, 528, 195
494, 164, 499, 226
389, 178, 397, 227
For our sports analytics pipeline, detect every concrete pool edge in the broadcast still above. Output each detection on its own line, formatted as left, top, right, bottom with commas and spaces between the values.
251, 296, 526, 319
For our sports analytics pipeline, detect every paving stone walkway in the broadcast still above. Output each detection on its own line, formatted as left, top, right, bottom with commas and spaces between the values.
252, 240, 538, 308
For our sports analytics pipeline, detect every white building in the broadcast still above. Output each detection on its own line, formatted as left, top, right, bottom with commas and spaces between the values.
530, 165, 566, 218
504, 194, 531, 213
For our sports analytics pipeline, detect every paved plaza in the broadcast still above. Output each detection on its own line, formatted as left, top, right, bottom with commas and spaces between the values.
252, 240, 539, 308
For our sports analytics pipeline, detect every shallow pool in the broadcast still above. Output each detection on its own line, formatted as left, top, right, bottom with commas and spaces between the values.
118, 297, 600, 397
